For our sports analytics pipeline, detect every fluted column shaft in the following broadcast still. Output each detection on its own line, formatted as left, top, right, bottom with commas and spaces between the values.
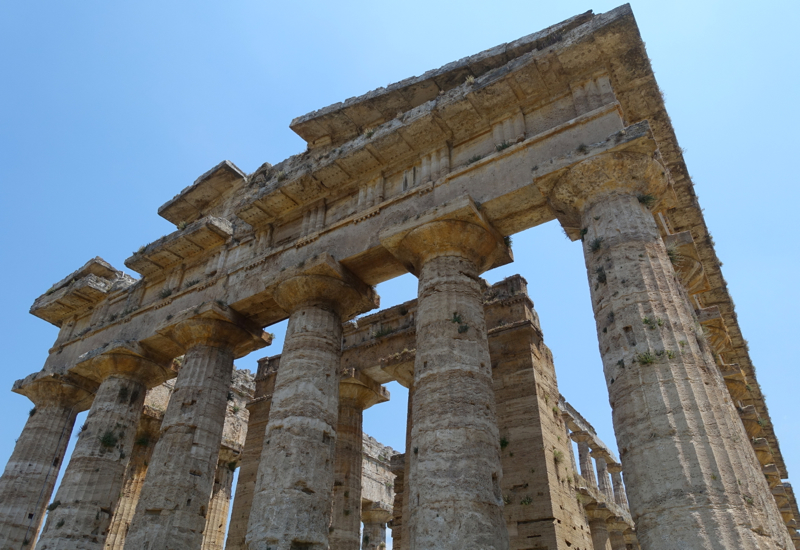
0, 396, 83, 549
125, 343, 234, 548
542, 150, 793, 549
606, 465, 628, 509
36, 375, 147, 550
574, 438, 596, 489
407, 254, 507, 550
201, 452, 236, 550
595, 457, 613, 502
103, 415, 160, 550
329, 396, 365, 550
247, 305, 342, 550
246, 255, 376, 550
588, 517, 611, 550
609, 529, 627, 550
362, 522, 386, 550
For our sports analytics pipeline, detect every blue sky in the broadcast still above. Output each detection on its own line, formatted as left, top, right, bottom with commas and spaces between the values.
1, 0, 798, 539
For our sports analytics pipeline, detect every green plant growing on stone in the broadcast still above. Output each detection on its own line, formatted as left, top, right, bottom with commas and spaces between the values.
184, 278, 200, 289
637, 194, 657, 208
465, 74, 476, 85
520, 495, 533, 505
227, 391, 234, 401
29, 407, 37, 417
159, 288, 173, 299
47, 500, 61, 512
666, 246, 682, 266
500, 437, 509, 450
595, 266, 607, 284
276, 171, 287, 181
364, 128, 375, 138
232, 406, 241, 414
457, 324, 469, 333
503, 494, 512, 505
451, 312, 463, 324
373, 326, 396, 339
635, 351, 656, 365
553, 449, 564, 464
177, 221, 188, 230
589, 237, 603, 253
466, 154, 483, 165
580, 227, 588, 240
503, 235, 512, 249
496, 141, 511, 152
99, 431, 119, 449
576, 143, 589, 154
56, 519, 65, 529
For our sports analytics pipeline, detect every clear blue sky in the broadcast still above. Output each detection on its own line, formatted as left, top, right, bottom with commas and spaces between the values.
1, 0, 798, 535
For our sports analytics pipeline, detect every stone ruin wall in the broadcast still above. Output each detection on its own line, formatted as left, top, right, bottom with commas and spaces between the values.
0, 4, 798, 550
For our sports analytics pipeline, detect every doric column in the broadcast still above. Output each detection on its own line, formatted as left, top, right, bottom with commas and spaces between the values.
592, 449, 614, 502
606, 463, 628, 509
389, 454, 405, 550
225, 356, 280, 550
125, 303, 268, 550
35, 344, 172, 550
361, 509, 388, 550
570, 432, 597, 489
586, 504, 612, 550
103, 410, 162, 550
380, 196, 512, 550
561, 420, 579, 476
608, 525, 628, 550
0, 373, 95, 549
536, 145, 793, 548
330, 372, 388, 550
201, 448, 238, 550
246, 254, 377, 550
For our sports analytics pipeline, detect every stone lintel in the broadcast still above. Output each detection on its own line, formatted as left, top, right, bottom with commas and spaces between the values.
340, 367, 390, 410
11, 371, 98, 412
155, 301, 271, 358
380, 349, 415, 388
271, 252, 379, 321
158, 160, 246, 225
71, 340, 176, 388
125, 216, 233, 277
379, 195, 512, 275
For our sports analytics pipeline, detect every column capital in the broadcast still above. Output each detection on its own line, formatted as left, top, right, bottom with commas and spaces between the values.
156, 302, 270, 358
537, 149, 673, 236
570, 430, 594, 444
591, 448, 612, 461
361, 502, 392, 524
71, 341, 175, 388
585, 502, 613, 522
379, 195, 512, 275
12, 371, 97, 412
606, 462, 623, 474
339, 368, 389, 410
273, 253, 378, 321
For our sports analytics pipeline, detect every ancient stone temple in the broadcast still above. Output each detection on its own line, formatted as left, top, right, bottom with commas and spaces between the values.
0, 4, 797, 550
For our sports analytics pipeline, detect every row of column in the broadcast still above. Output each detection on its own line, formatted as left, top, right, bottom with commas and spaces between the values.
1, 148, 793, 550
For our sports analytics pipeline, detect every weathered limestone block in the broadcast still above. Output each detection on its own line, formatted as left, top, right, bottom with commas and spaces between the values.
125, 304, 268, 550
246, 255, 377, 550
380, 196, 511, 550
537, 147, 793, 549
200, 449, 238, 550
225, 357, 279, 550
36, 345, 172, 550
0, 374, 95, 550
329, 372, 388, 550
